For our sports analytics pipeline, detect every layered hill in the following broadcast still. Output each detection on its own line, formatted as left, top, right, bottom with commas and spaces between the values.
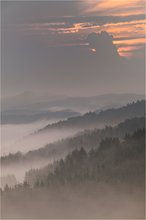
1, 116, 145, 166
38, 100, 145, 133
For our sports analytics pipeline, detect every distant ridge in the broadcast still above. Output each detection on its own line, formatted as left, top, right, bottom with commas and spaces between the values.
38, 100, 145, 133
2, 93, 144, 112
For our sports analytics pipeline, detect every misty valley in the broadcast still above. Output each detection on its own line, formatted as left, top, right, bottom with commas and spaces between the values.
1, 1, 146, 218
1, 99, 145, 219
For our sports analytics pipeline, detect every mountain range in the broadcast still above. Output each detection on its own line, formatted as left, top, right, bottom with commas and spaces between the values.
38, 100, 145, 133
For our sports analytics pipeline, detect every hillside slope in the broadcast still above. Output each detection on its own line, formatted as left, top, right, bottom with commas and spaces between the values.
38, 100, 145, 133
1, 116, 145, 166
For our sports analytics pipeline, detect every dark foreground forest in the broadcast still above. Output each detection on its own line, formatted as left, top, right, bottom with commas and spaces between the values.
1, 129, 145, 219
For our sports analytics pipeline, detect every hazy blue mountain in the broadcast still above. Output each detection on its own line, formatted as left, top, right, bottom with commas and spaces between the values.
52, 93, 145, 112
2, 92, 144, 113
2, 93, 144, 124
1, 109, 80, 124
38, 100, 145, 133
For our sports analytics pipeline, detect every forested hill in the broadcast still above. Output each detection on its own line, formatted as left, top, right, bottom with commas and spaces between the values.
2, 129, 145, 219
38, 100, 145, 132
25, 128, 145, 188
1, 117, 145, 166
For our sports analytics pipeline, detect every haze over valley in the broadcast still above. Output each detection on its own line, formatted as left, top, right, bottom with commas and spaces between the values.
1, 1, 145, 219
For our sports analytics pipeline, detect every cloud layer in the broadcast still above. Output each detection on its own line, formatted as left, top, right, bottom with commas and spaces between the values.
1, 1, 145, 97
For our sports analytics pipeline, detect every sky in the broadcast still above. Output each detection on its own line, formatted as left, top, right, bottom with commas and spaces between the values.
1, 0, 146, 98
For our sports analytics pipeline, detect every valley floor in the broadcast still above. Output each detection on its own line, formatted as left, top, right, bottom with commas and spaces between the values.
1, 183, 145, 219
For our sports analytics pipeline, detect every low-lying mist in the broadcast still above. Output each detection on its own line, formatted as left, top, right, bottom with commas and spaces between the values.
1, 183, 145, 219
1, 120, 83, 183
1, 120, 81, 155
1, 159, 53, 184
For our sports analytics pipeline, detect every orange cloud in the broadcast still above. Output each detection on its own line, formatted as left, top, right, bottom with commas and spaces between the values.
84, 0, 145, 16
102, 20, 146, 38
117, 45, 143, 57
97, 0, 137, 9
114, 38, 145, 46
90, 48, 97, 53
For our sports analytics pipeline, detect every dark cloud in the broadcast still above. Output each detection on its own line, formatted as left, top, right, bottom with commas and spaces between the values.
1, 1, 145, 97
1, 1, 83, 24
87, 31, 119, 60
2, 30, 145, 97
37, 14, 145, 26
2, 0, 145, 28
